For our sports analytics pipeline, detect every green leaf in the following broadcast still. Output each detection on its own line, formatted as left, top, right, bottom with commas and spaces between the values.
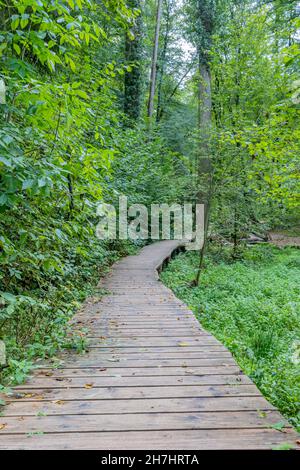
22, 179, 35, 190
272, 443, 295, 451
0, 292, 17, 303
269, 422, 287, 432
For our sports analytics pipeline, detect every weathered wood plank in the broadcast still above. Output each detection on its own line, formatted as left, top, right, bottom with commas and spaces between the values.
87, 337, 222, 347
57, 350, 232, 359
2, 396, 275, 417
1, 429, 297, 450
32, 364, 235, 377
14, 370, 243, 389
59, 346, 230, 354
87, 329, 208, 337
4, 384, 262, 403
34, 358, 237, 368
0, 410, 287, 435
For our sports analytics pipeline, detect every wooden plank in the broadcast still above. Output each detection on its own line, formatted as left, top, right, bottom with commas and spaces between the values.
33, 364, 235, 377
87, 337, 221, 347
58, 349, 232, 357
15, 369, 243, 389
14, 373, 247, 388
59, 346, 230, 355
41, 358, 237, 368
0, 410, 286, 434
4, 384, 262, 402
86, 331, 209, 338
2, 396, 275, 417
87, 328, 207, 336
1, 429, 296, 450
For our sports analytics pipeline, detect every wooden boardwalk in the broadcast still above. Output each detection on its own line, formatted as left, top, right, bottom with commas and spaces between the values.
0, 241, 298, 449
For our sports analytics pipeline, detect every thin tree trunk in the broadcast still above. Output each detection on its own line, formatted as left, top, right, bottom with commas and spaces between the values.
162, 56, 197, 106
193, 172, 214, 286
193, 0, 215, 285
196, 60, 213, 213
147, 0, 163, 119
124, 0, 142, 123
156, 0, 172, 123
198, 63, 212, 144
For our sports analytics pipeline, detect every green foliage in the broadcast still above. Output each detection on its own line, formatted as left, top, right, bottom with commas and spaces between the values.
161, 245, 300, 429
110, 126, 190, 206
0, 0, 190, 385
0, 0, 140, 383
211, 1, 300, 212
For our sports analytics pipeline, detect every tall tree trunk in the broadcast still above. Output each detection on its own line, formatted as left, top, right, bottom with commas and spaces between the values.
196, 0, 214, 195
198, 63, 212, 136
156, 0, 172, 123
124, 0, 142, 124
198, 61, 212, 168
193, 0, 215, 286
147, 0, 163, 119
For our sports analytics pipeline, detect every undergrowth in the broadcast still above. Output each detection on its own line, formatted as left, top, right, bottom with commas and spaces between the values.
0, 239, 139, 387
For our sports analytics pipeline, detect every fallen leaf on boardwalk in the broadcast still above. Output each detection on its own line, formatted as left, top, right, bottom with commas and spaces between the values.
99, 368, 107, 372
178, 342, 189, 347
269, 421, 287, 432
39, 371, 53, 377
52, 400, 65, 405
272, 443, 295, 450
24, 393, 34, 398
35, 395, 45, 400
0, 423, 7, 430
84, 383, 94, 389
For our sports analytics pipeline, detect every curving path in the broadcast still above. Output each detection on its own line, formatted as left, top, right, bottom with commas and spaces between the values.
0, 241, 298, 449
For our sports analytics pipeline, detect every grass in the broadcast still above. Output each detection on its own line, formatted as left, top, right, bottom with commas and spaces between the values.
161, 244, 300, 430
